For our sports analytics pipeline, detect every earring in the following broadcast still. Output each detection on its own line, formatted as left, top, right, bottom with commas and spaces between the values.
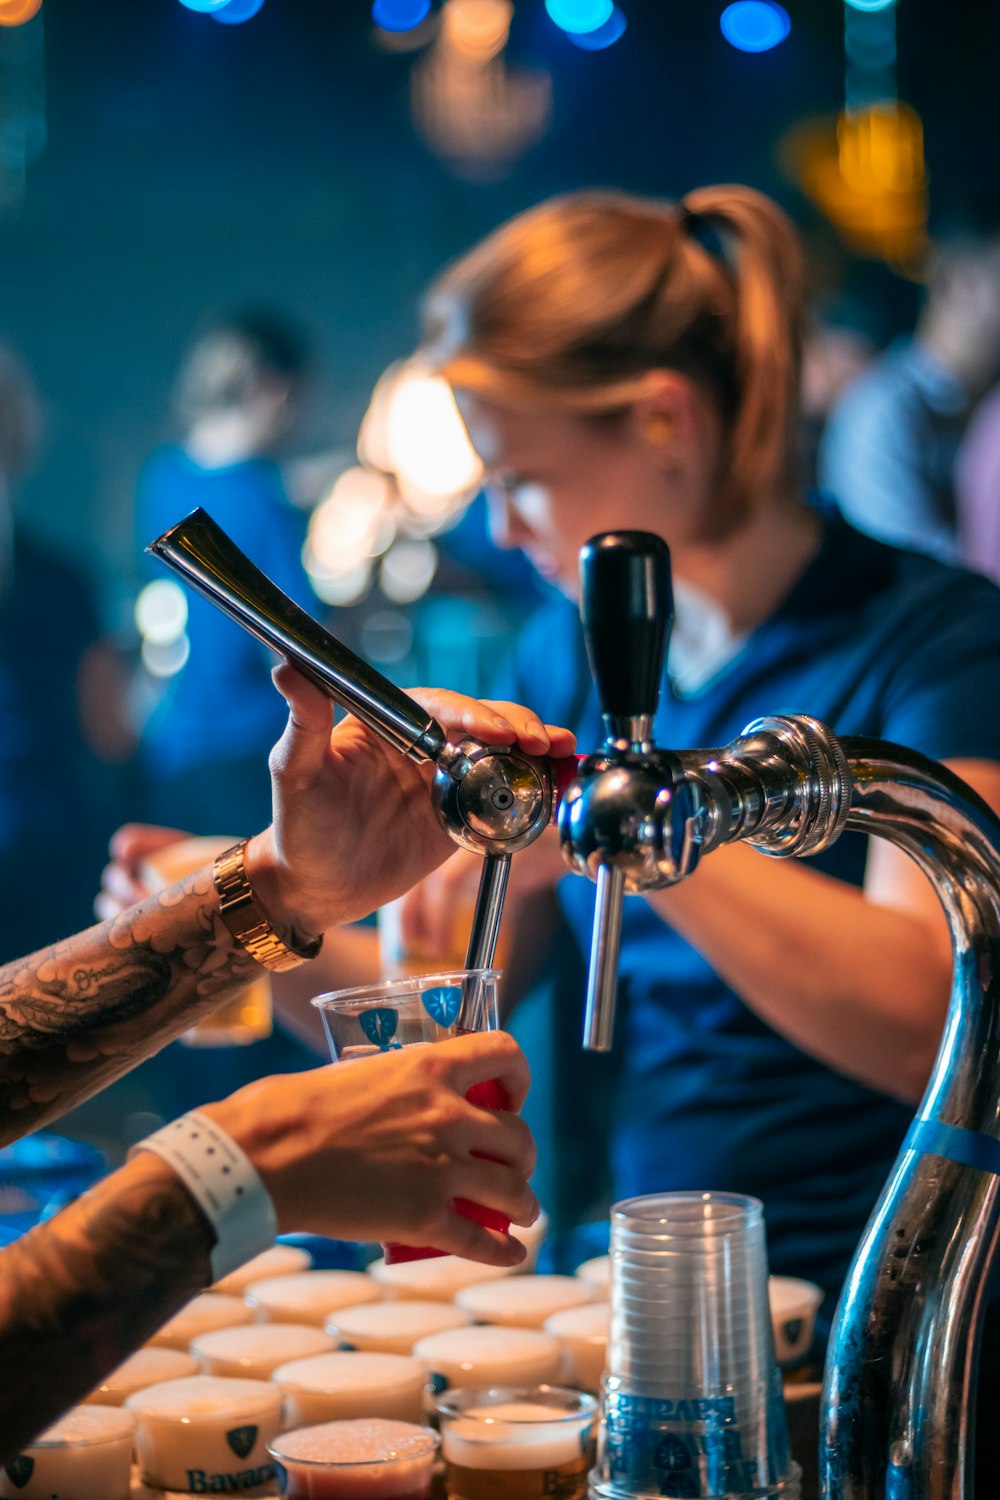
644, 414, 672, 445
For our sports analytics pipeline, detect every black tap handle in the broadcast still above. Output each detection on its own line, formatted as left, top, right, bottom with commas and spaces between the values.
148, 508, 446, 763
579, 531, 673, 732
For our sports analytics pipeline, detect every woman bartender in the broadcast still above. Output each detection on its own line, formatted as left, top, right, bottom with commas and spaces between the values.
403, 184, 1000, 1318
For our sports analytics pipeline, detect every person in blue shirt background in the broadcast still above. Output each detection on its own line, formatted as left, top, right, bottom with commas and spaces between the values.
137, 309, 319, 835
399, 185, 1000, 1336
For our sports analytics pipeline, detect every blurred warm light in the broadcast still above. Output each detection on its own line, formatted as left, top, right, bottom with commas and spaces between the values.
380, 538, 439, 603
211, 0, 267, 23
442, 0, 512, 63
781, 109, 927, 266
720, 1, 790, 53
372, 0, 431, 31
564, 5, 626, 49
142, 635, 191, 679
0, 0, 42, 26
545, 0, 613, 34
305, 467, 396, 597
838, 101, 924, 193
359, 361, 483, 514
135, 580, 188, 647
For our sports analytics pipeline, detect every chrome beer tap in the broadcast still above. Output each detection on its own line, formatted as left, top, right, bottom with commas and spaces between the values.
148, 506, 566, 973
560, 529, 1000, 1496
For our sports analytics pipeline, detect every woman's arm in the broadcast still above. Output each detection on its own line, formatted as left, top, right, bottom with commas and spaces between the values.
645, 757, 1000, 1102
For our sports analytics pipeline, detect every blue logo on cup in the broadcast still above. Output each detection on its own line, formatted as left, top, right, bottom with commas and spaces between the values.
227, 1425, 258, 1460
360, 1007, 400, 1050
422, 986, 462, 1028
4, 1457, 34, 1489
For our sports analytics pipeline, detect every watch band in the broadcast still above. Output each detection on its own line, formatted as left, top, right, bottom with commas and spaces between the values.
213, 841, 322, 973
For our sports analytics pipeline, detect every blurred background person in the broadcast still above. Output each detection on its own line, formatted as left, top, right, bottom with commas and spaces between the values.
0, 344, 132, 964
137, 308, 320, 835
818, 218, 1000, 561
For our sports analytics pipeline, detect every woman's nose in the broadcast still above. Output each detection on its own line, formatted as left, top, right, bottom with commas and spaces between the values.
485, 486, 532, 551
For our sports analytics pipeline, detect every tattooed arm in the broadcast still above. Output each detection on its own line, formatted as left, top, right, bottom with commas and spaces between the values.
0, 1152, 213, 1458
0, 670, 575, 1143
0, 871, 263, 1146
0, 1031, 538, 1458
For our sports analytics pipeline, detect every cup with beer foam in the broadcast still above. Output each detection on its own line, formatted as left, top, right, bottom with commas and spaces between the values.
328, 1298, 471, 1354
435, 1385, 597, 1500
268, 1418, 439, 1500
368, 1253, 515, 1303
0, 1406, 135, 1500
455, 1274, 595, 1330
543, 1302, 609, 1393
147, 1291, 254, 1351
411, 1326, 562, 1396
273, 1350, 428, 1427
81, 1346, 198, 1405
125, 1375, 283, 1492
245, 1269, 380, 1326
212, 1241, 313, 1296
313, 970, 509, 1263
191, 1320, 336, 1379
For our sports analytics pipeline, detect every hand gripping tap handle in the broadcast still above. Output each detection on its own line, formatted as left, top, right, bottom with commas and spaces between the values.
147, 507, 447, 763
148, 508, 559, 975
578, 532, 674, 1050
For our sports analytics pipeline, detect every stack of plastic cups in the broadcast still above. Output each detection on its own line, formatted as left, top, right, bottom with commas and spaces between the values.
590, 1192, 800, 1500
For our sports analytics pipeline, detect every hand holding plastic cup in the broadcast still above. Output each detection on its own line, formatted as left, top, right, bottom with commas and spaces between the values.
312, 969, 508, 1263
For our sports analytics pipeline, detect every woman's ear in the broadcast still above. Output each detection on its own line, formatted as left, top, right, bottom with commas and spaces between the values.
630, 371, 701, 466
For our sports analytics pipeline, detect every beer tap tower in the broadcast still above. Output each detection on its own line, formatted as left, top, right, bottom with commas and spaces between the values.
153, 512, 1000, 1495
559, 531, 1000, 1499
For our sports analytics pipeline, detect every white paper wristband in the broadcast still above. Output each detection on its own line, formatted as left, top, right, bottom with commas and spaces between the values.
130, 1109, 278, 1281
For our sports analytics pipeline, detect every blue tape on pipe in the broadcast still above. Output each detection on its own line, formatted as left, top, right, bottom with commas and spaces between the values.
905, 1117, 1000, 1177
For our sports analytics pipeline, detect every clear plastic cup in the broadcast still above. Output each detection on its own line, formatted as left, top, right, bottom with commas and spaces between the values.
594, 1192, 799, 1500
268, 1418, 439, 1500
313, 970, 506, 1263
436, 1384, 597, 1500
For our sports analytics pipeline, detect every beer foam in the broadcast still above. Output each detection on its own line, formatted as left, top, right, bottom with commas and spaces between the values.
246, 1269, 380, 1324
329, 1298, 470, 1351
83, 1347, 198, 1404
413, 1325, 561, 1386
575, 1255, 610, 1290
456, 1275, 594, 1329
274, 1351, 426, 1395
543, 1302, 610, 1338
192, 1320, 335, 1377
125, 1374, 282, 1419
368, 1254, 516, 1302
212, 1242, 313, 1295
277, 1418, 437, 1464
148, 1292, 253, 1349
33, 1404, 136, 1444
441, 1402, 592, 1470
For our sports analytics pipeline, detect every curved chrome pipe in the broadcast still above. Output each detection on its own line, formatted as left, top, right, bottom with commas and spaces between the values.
820, 740, 1000, 1499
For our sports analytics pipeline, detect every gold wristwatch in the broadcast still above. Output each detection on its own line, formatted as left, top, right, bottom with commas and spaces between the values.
213, 841, 323, 973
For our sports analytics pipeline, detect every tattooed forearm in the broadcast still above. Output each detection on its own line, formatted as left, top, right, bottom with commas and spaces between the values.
0, 868, 261, 1142
0, 1152, 214, 1459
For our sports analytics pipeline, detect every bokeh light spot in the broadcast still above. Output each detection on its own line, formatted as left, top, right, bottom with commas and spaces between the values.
720, 1, 790, 52
844, 0, 895, 10
545, 0, 614, 35
0, 0, 43, 25
372, 0, 432, 32
211, 0, 266, 23
135, 581, 188, 647
564, 5, 626, 49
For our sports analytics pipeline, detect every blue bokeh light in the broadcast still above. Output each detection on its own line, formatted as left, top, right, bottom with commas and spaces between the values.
211, 0, 266, 22
720, 1, 790, 53
372, 0, 432, 32
565, 5, 627, 50
545, 0, 615, 36
177, 0, 232, 12
844, 0, 895, 10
